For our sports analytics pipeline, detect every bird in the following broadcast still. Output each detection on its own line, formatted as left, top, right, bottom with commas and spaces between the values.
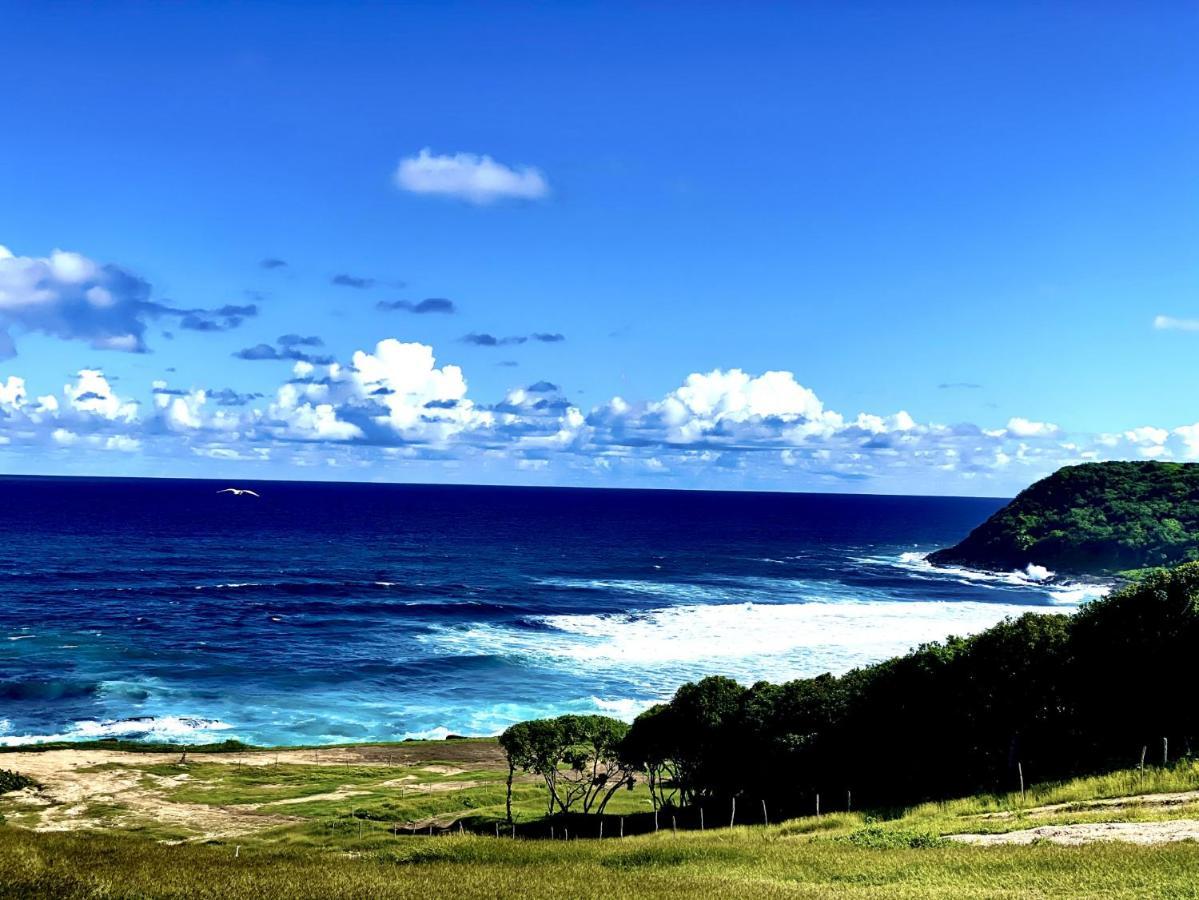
217, 488, 260, 498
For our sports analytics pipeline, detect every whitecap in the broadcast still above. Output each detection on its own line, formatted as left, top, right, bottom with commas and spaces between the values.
0, 715, 235, 747
423, 596, 1071, 693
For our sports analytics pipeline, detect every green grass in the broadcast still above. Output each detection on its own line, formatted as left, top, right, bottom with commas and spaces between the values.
4, 822, 1199, 898
6, 744, 1199, 897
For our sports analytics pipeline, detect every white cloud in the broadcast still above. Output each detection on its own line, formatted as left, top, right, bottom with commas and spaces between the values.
5, 343, 1199, 493
1153, 315, 1199, 332
0, 245, 152, 353
394, 149, 549, 204
1006, 417, 1059, 438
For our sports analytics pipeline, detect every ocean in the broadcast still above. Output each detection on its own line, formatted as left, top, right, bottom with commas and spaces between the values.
0, 477, 1107, 747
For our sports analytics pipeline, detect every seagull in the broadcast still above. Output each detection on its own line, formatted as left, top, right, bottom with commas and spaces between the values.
217, 488, 260, 498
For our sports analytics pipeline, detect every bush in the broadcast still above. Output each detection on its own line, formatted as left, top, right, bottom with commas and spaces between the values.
0, 769, 39, 795
842, 825, 948, 849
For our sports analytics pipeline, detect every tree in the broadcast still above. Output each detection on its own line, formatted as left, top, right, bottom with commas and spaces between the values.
500, 715, 635, 817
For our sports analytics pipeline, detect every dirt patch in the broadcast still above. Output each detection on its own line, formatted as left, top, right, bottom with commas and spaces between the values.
0, 754, 299, 840
950, 818, 1199, 846
421, 765, 466, 776
975, 790, 1199, 820
264, 788, 373, 807
0, 743, 500, 840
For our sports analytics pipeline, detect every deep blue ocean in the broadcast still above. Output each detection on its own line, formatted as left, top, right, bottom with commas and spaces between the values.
0, 477, 1108, 747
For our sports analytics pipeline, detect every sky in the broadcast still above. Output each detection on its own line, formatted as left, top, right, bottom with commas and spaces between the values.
0, 1, 1196, 495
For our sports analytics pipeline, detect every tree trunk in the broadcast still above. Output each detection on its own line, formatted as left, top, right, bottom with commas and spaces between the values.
505, 761, 515, 824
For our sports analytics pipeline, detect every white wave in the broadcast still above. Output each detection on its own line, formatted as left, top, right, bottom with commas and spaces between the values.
402, 725, 453, 741
425, 596, 1070, 692
0, 715, 234, 747
537, 574, 890, 608
6, 634, 35, 641
590, 696, 658, 720
870, 552, 1110, 605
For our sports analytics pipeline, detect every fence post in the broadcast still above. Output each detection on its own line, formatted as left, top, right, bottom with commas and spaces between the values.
620, 817, 624, 838
1164, 736, 1170, 767
672, 815, 677, 834
1140, 745, 1148, 789
654, 810, 659, 832
599, 820, 604, 840
847, 790, 852, 812
730, 797, 736, 828
1018, 762, 1025, 803
816, 793, 820, 818
700, 807, 705, 831
761, 799, 768, 827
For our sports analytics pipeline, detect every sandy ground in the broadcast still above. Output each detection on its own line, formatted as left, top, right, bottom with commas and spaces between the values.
0, 743, 505, 840
1, 749, 301, 839
950, 819, 1199, 846
973, 790, 1199, 820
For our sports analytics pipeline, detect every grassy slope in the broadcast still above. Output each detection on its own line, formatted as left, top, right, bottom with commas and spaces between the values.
5, 742, 1199, 897
3, 820, 1198, 899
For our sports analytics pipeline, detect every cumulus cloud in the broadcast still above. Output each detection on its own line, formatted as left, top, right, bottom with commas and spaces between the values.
377, 298, 456, 314
1153, 315, 1199, 332
0, 245, 154, 352
0, 245, 257, 355
1004, 417, 1060, 438
394, 148, 550, 204
10, 340, 1199, 493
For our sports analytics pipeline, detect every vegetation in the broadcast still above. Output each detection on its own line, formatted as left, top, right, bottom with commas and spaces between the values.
927, 461, 1199, 574
0, 770, 38, 795
8, 761, 1199, 899
499, 715, 635, 820
7, 704, 1199, 895
492, 564, 1199, 826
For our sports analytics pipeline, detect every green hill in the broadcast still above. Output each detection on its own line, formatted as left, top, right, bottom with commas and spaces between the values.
927, 461, 1199, 575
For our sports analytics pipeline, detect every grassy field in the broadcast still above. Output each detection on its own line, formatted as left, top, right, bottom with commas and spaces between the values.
3, 741, 1199, 898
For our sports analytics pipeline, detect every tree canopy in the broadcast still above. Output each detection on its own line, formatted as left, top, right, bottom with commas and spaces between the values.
503, 562, 1199, 823
928, 461, 1199, 574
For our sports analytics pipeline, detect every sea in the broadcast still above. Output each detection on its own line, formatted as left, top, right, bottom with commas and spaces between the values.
0, 476, 1109, 747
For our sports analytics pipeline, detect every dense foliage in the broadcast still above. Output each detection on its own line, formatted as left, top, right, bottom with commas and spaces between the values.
928, 461, 1199, 574
0, 770, 38, 795
504, 563, 1199, 822
499, 715, 636, 821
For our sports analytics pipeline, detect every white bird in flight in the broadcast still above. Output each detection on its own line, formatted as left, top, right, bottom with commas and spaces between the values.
217, 488, 260, 498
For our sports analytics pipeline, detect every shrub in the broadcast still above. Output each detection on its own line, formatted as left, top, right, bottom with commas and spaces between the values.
0, 769, 39, 795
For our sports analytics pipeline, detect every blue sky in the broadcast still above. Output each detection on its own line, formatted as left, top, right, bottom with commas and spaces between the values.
1, 1, 1196, 494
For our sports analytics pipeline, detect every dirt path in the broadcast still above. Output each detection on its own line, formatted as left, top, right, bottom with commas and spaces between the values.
950, 818, 1199, 846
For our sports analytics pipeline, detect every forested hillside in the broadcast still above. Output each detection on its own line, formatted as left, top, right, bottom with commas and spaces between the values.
928, 462, 1199, 575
